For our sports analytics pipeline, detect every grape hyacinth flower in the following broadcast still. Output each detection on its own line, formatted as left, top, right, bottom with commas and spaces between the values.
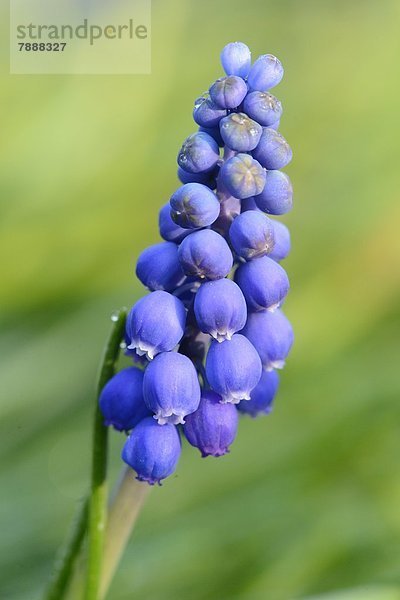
126, 291, 186, 360
170, 183, 220, 229
254, 169, 293, 215
220, 41, 251, 78
158, 203, 191, 243
212, 194, 241, 237
209, 75, 248, 109
194, 278, 247, 342
269, 220, 291, 262
240, 196, 260, 212
178, 229, 233, 279
237, 370, 279, 417
100, 41, 294, 487
229, 210, 275, 260
193, 94, 227, 128
219, 113, 262, 152
235, 256, 290, 312
205, 334, 262, 403
198, 126, 224, 148
241, 309, 294, 370
243, 91, 282, 127
184, 391, 239, 457
253, 128, 293, 170
177, 165, 218, 188
99, 367, 151, 432
178, 131, 220, 174
143, 351, 201, 425
122, 418, 181, 485
220, 153, 266, 199
136, 242, 185, 292
247, 54, 284, 91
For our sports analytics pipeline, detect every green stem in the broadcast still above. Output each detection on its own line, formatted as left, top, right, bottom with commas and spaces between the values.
85, 308, 127, 600
44, 499, 88, 600
100, 467, 150, 598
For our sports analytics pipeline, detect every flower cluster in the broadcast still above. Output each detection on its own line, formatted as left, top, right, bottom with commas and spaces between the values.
99, 42, 293, 485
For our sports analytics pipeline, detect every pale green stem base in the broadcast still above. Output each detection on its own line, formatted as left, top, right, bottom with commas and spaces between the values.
100, 467, 150, 598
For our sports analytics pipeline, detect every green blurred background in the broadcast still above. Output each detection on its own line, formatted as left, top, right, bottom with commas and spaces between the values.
1, 0, 400, 598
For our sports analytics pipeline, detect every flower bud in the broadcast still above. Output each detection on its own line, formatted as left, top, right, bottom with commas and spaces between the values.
242, 309, 293, 369
198, 126, 224, 147
247, 54, 284, 91
193, 95, 227, 128
235, 256, 289, 312
269, 220, 291, 261
205, 334, 262, 403
122, 417, 181, 485
143, 351, 201, 424
221, 42, 251, 78
126, 291, 186, 360
178, 229, 233, 280
253, 128, 292, 170
254, 170, 293, 215
99, 367, 151, 431
184, 390, 239, 457
209, 76, 247, 109
177, 166, 217, 188
269, 120, 280, 131
212, 194, 241, 237
240, 197, 260, 212
159, 203, 191, 243
170, 183, 220, 229
237, 370, 279, 417
243, 91, 282, 127
136, 242, 185, 292
194, 278, 247, 342
229, 210, 275, 260
178, 131, 220, 174
219, 113, 262, 152
220, 153, 266, 199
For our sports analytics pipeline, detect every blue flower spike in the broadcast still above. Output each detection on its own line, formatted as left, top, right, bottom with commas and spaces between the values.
118, 42, 293, 484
